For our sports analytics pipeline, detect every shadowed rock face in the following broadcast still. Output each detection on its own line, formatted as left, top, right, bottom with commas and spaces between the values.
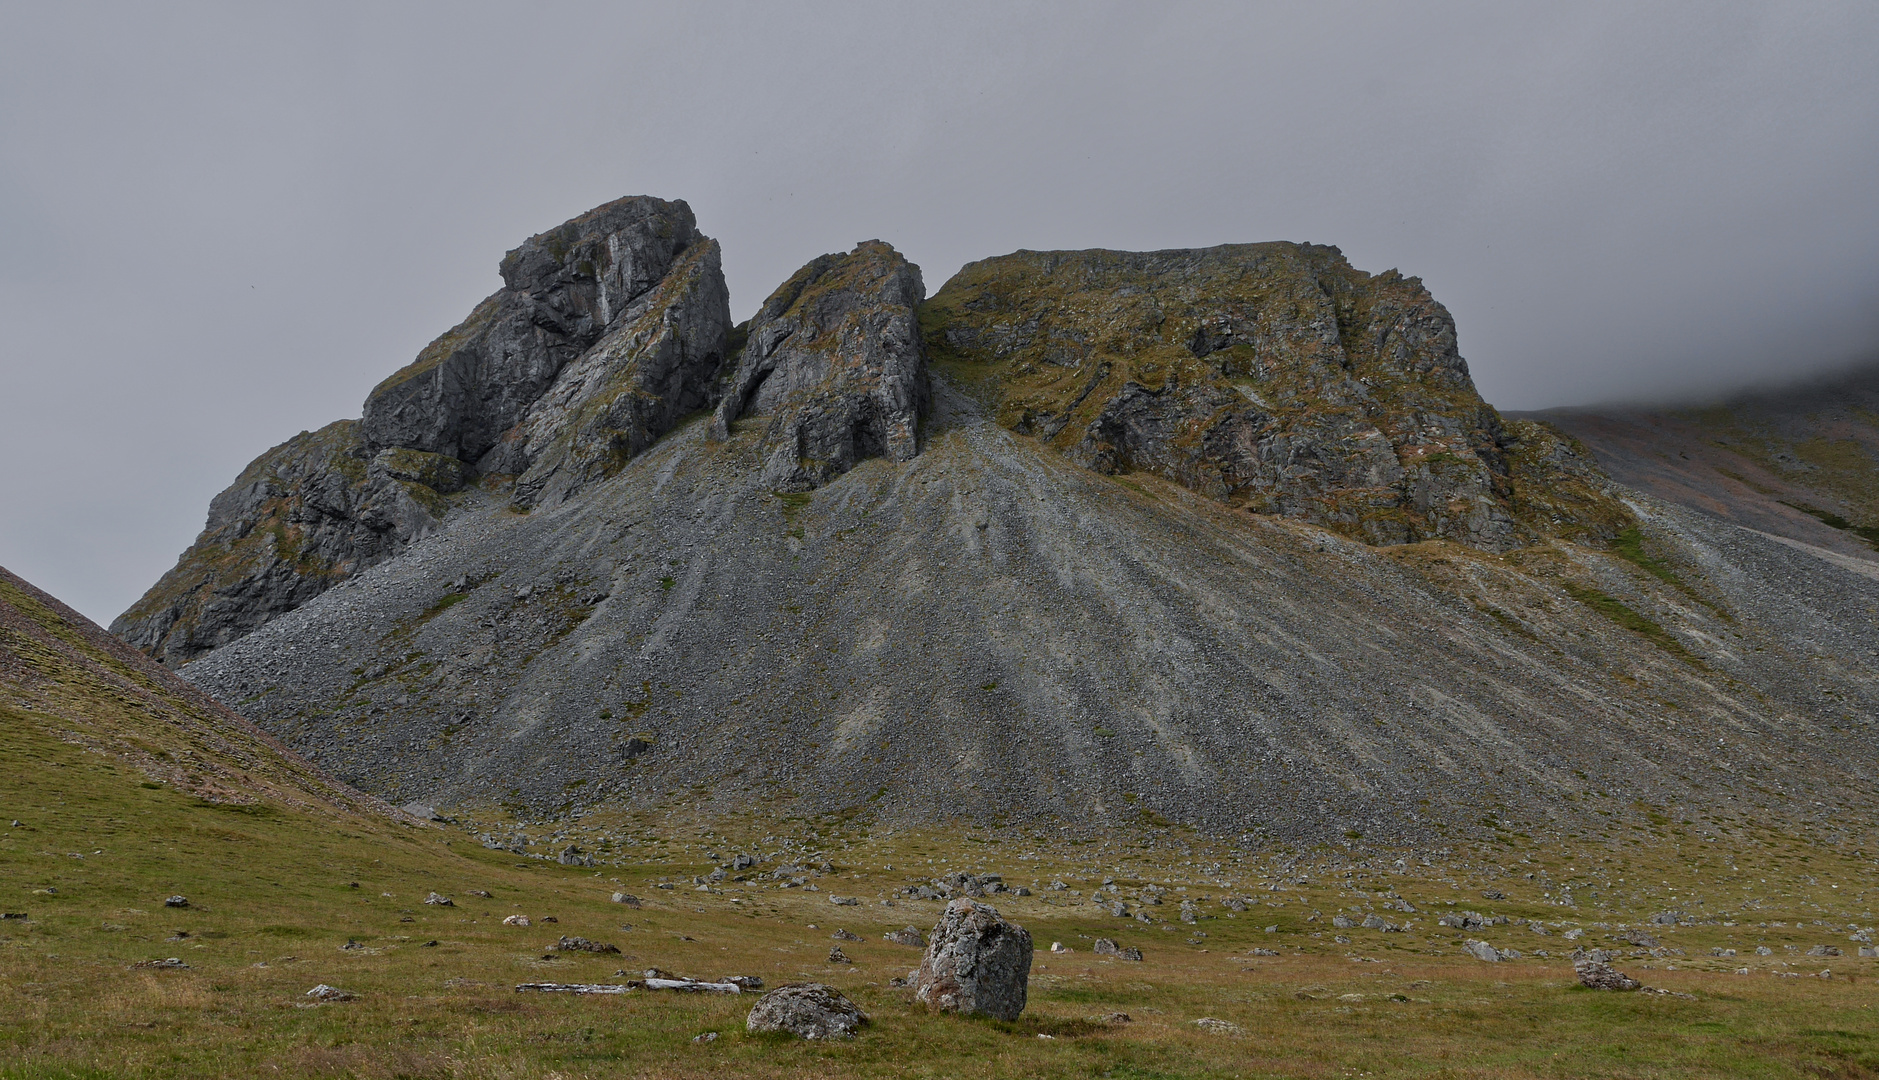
712, 240, 927, 491
110, 422, 465, 665
362, 196, 710, 471
924, 244, 1609, 549
117, 196, 730, 663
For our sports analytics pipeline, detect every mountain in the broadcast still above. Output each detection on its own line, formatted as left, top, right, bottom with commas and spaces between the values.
112, 196, 1879, 845
1527, 363, 1879, 565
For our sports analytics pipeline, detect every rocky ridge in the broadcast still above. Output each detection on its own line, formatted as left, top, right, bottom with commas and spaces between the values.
113, 194, 1879, 846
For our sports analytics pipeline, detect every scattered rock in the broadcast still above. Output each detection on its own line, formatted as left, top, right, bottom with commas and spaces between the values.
423, 892, 454, 906
831, 928, 862, 942
884, 926, 926, 947
502, 915, 530, 927
746, 983, 869, 1040
515, 982, 634, 995
163, 896, 188, 909
1194, 1017, 1243, 1034
1092, 938, 1143, 961
1049, 941, 1068, 953
610, 893, 642, 907
1575, 960, 1641, 991
1650, 910, 1686, 926
469, 890, 494, 899
1091, 1012, 1133, 1024
828, 946, 851, 964
1482, 890, 1506, 900
692, 1031, 718, 1043
305, 984, 358, 1002
1249, 948, 1280, 957
0, 913, 26, 921
1807, 945, 1843, 957
722, 976, 764, 991
132, 958, 188, 970
915, 898, 1034, 1021
555, 936, 620, 954
1463, 940, 1504, 963
829, 895, 860, 907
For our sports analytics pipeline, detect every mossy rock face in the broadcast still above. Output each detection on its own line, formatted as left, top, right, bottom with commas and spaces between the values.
923, 244, 1624, 548
712, 240, 927, 492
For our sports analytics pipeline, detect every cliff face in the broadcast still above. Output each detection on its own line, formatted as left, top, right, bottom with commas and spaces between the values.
361, 195, 714, 471
923, 245, 1626, 548
117, 196, 732, 664
712, 240, 928, 491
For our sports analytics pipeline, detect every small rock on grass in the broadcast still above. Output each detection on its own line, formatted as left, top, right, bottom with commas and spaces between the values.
424, 892, 454, 906
132, 958, 188, 970
305, 984, 358, 1001
1092, 938, 1143, 961
556, 936, 620, 954
831, 928, 862, 942
746, 983, 868, 1040
163, 896, 188, 909
1194, 1018, 1243, 1034
884, 926, 925, 947
1574, 960, 1641, 991
828, 946, 851, 963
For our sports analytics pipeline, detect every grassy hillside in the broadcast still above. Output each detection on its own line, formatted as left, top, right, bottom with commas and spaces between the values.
5, 564, 1879, 1077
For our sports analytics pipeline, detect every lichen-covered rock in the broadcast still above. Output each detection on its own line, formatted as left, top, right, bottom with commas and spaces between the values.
1574, 959, 1641, 990
914, 897, 1032, 1021
923, 244, 1627, 549
745, 982, 867, 1039
712, 240, 927, 491
362, 196, 709, 470
110, 421, 459, 665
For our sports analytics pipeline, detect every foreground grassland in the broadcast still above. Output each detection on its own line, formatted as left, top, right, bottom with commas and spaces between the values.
3, 725, 1877, 1080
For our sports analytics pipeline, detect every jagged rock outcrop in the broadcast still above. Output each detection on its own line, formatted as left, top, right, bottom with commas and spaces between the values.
923, 244, 1622, 548
118, 196, 729, 661
712, 240, 927, 491
510, 236, 730, 508
362, 196, 714, 472
110, 421, 465, 665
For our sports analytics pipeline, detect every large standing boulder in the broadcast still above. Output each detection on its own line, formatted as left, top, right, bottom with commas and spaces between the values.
914, 897, 1032, 1021
711, 240, 927, 491
745, 982, 868, 1039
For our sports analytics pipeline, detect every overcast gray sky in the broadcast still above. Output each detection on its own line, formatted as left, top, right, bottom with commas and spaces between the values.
4, 1, 1877, 625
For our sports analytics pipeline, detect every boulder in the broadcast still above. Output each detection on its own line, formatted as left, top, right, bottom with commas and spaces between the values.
1093, 938, 1144, 961
914, 898, 1033, 1021
884, 926, 926, 947
1462, 940, 1504, 962
712, 241, 928, 491
745, 982, 868, 1040
1574, 960, 1641, 991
